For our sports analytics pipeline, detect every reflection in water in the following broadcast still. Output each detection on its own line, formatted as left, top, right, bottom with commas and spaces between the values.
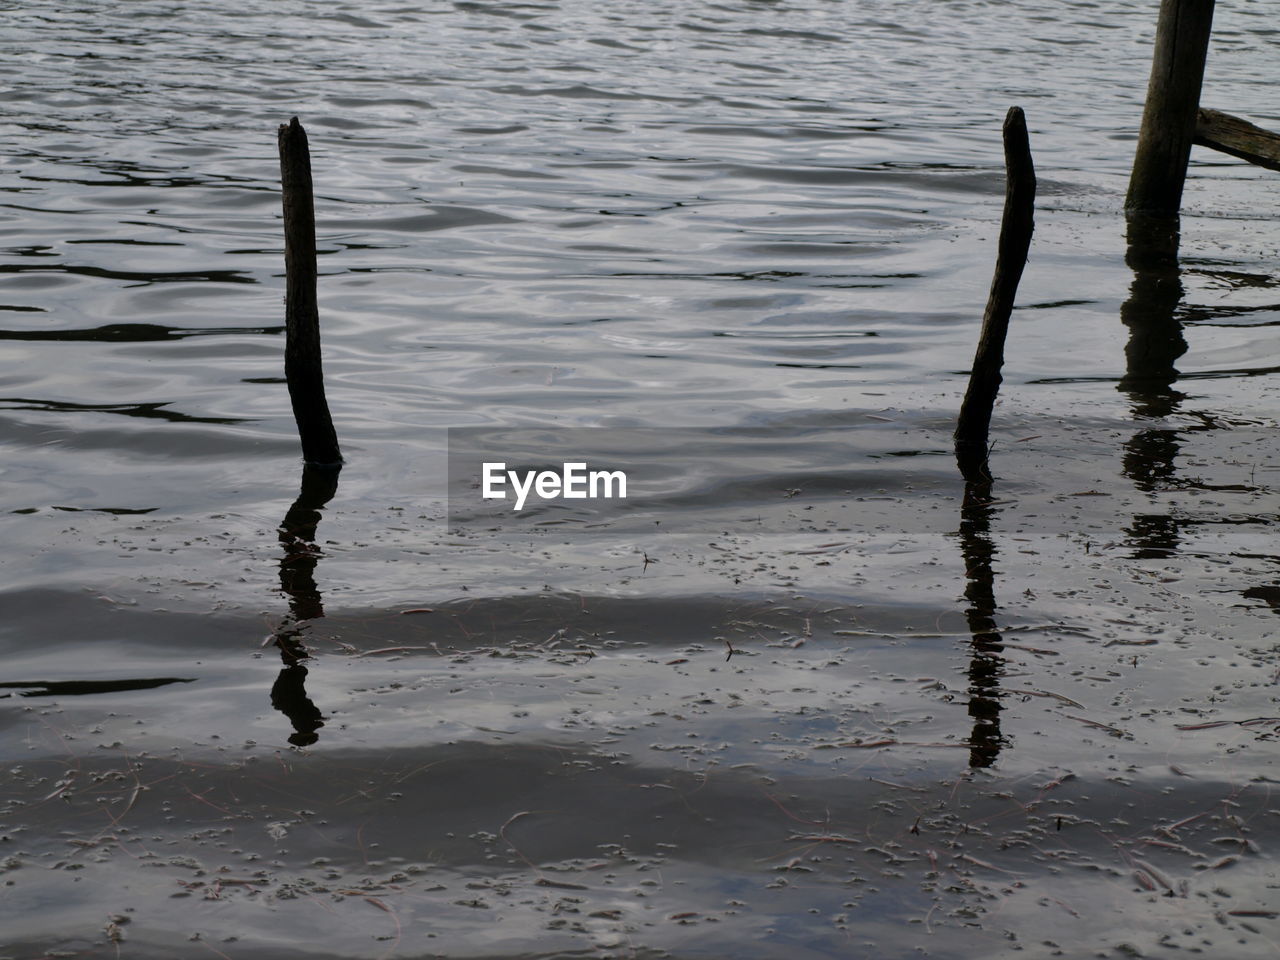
1119, 215, 1188, 558
278, 464, 339, 624
1117, 220, 1279, 614
1243, 585, 1280, 613
0, 396, 251, 425
0, 261, 257, 286
1119, 214, 1187, 419
271, 463, 340, 746
0, 677, 195, 697
956, 481, 1007, 768
0, 322, 283, 342
1123, 427, 1181, 493
1125, 514, 1182, 561
270, 664, 326, 748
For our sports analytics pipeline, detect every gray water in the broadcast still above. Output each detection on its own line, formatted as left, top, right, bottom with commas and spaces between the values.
2, 1, 1280, 957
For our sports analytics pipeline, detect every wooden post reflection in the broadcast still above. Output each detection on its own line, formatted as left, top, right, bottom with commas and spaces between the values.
956, 481, 1007, 768
1120, 215, 1188, 558
271, 463, 340, 746
1119, 215, 1187, 417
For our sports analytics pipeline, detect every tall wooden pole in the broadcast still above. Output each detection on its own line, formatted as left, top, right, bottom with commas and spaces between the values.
1125, 0, 1216, 217
278, 117, 342, 467
954, 107, 1037, 484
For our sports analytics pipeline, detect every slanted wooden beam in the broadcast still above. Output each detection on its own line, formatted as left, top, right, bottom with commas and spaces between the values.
1195, 108, 1280, 173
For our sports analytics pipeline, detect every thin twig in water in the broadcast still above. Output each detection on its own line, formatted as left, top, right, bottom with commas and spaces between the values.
184, 787, 233, 816
869, 777, 927, 793
1063, 714, 1127, 737
356, 646, 432, 657
1177, 716, 1280, 731
196, 941, 235, 960
363, 895, 402, 960
765, 793, 830, 829
1009, 688, 1085, 708
356, 823, 370, 867
957, 853, 1019, 875
500, 810, 548, 876
788, 832, 859, 845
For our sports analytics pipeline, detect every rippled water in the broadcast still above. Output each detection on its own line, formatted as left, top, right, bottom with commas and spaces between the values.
2, 1, 1280, 957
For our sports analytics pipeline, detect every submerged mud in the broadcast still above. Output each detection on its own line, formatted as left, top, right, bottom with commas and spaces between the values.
5, 542, 1280, 958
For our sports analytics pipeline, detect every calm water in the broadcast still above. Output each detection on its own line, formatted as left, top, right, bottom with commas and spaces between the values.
2, 1, 1280, 957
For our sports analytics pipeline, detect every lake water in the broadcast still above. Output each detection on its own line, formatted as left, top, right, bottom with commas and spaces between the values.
2, 1, 1279, 957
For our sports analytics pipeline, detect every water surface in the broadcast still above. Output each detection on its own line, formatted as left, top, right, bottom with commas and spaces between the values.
2, 1, 1279, 957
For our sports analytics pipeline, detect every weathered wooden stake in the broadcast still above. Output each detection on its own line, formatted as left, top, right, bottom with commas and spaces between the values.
1125, 0, 1216, 217
954, 107, 1036, 484
278, 117, 342, 466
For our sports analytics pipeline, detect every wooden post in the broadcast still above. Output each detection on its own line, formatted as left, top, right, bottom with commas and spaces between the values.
278, 117, 342, 467
1125, 0, 1216, 217
954, 107, 1037, 484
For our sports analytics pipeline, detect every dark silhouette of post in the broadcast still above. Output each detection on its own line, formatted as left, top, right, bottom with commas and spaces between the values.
957, 489, 1008, 768
1118, 215, 1188, 560
1125, 0, 1216, 217
278, 117, 342, 466
1119, 216, 1187, 420
270, 463, 341, 746
277, 463, 341, 627
954, 107, 1036, 483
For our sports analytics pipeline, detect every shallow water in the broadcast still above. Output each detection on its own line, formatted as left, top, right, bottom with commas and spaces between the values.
3, 1, 1280, 957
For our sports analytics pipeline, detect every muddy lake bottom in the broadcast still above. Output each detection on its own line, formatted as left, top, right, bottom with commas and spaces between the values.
5, 487, 1280, 959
